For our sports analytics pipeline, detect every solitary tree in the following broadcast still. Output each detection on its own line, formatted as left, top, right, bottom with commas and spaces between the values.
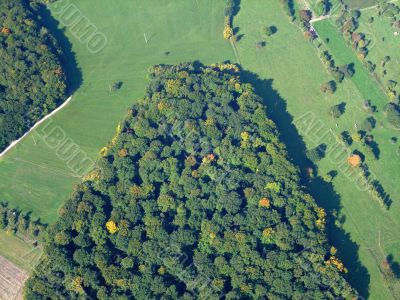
262, 25, 275, 36
110, 81, 123, 92
321, 81, 336, 94
330, 104, 343, 118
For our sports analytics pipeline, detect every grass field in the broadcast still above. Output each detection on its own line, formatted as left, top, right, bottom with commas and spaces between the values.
357, 7, 400, 96
313, 20, 388, 109
0, 231, 41, 271
233, 1, 400, 298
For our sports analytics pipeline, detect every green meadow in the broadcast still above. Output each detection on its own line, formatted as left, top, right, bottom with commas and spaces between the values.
357, 7, 400, 97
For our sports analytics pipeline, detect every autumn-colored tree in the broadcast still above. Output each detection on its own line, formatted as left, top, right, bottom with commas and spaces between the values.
223, 25, 233, 40
347, 154, 361, 167
106, 220, 118, 234
258, 198, 271, 208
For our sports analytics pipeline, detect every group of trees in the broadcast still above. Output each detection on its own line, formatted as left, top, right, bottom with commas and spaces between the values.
335, 3, 400, 125
320, 50, 354, 84
376, 3, 400, 105
298, 9, 317, 40
357, 164, 391, 209
336, 128, 390, 209
0, 202, 46, 240
0, 0, 67, 152
25, 64, 356, 299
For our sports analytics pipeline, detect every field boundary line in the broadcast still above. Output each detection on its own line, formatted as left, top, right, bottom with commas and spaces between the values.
0, 95, 73, 159
13, 157, 80, 178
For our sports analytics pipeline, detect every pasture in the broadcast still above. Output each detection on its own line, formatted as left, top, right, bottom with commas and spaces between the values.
357, 7, 400, 97
233, 1, 400, 298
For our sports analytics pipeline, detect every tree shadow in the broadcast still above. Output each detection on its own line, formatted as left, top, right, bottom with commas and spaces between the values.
367, 140, 380, 159
338, 102, 347, 114
288, 0, 296, 19
310, 178, 371, 298
232, 0, 241, 17
240, 69, 371, 298
387, 254, 400, 279
35, 4, 83, 95
236, 34, 245, 42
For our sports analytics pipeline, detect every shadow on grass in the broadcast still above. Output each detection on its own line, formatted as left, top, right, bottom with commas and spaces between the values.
387, 254, 400, 279
35, 4, 83, 95
240, 69, 371, 298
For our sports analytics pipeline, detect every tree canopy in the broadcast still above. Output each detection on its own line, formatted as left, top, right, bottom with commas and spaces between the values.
25, 63, 355, 299
0, 0, 67, 151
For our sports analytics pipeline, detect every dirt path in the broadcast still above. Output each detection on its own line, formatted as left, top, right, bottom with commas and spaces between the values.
310, 15, 331, 23
0, 96, 73, 159
0, 256, 28, 300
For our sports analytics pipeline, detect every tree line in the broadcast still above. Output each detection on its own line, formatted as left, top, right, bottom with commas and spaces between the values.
0, 202, 46, 241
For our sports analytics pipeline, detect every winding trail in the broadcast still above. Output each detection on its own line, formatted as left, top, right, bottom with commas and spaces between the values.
0, 95, 73, 159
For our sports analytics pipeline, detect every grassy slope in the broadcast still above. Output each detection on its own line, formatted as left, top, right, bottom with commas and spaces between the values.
0, 0, 234, 224
234, 1, 399, 298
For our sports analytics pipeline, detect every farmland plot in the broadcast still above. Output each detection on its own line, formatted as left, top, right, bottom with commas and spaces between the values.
0, 256, 28, 300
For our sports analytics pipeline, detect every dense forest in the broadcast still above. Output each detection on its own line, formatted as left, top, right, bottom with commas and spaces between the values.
25, 64, 355, 299
0, 0, 66, 151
